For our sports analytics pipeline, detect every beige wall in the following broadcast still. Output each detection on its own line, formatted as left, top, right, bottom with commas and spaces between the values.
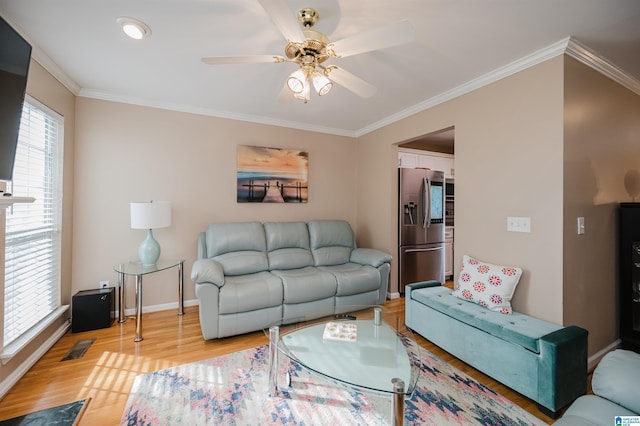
0, 60, 75, 386
358, 56, 566, 325
72, 98, 360, 308
562, 56, 640, 354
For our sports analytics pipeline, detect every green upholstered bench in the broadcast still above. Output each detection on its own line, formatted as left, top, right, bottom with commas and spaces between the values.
405, 280, 588, 417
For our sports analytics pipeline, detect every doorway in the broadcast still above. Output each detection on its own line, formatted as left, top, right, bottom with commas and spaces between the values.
396, 127, 456, 292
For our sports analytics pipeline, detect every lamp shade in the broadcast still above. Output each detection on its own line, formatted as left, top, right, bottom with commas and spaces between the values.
130, 201, 171, 230
312, 71, 332, 96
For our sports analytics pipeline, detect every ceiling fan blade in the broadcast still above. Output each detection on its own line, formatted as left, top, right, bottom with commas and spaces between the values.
326, 67, 377, 98
258, 0, 305, 43
330, 20, 415, 58
201, 55, 284, 65
277, 83, 293, 103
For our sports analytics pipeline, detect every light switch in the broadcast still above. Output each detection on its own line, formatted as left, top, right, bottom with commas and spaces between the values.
507, 217, 531, 233
577, 217, 585, 235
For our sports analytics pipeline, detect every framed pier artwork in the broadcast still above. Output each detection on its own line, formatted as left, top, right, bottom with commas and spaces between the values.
237, 145, 309, 203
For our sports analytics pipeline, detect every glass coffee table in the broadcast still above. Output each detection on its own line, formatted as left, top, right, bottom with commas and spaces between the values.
265, 306, 420, 425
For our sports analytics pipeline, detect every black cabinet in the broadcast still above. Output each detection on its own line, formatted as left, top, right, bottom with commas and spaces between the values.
619, 203, 640, 351
72, 287, 115, 333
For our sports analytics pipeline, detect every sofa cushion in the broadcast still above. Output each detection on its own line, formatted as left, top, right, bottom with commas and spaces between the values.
264, 222, 314, 270
218, 271, 283, 314
591, 349, 640, 414
553, 395, 637, 426
272, 266, 337, 303
411, 286, 561, 353
319, 263, 380, 296
452, 255, 522, 314
205, 222, 268, 275
308, 220, 355, 266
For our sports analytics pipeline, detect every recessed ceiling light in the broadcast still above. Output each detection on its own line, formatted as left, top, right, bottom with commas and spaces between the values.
116, 17, 151, 40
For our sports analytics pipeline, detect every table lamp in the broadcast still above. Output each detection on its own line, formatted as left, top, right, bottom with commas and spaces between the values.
130, 201, 171, 266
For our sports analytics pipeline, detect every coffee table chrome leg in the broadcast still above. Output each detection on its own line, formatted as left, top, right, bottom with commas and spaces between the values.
268, 326, 279, 397
118, 270, 126, 323
391, 378, 405, 426
177, 261, 184, 316
134, 274, 143, 342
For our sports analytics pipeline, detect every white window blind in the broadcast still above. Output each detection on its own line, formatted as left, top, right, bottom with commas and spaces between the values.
3, 98, 63, 349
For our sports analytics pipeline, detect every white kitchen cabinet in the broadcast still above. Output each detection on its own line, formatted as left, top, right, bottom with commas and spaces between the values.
398, 151, 418, 168
419, 154, 455, 179
398, 149, 455, 179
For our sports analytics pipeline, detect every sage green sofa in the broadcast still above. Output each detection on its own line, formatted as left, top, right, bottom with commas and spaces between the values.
553, 349, 640, 425
191, 220, 392, 339
405, 280, 588, 417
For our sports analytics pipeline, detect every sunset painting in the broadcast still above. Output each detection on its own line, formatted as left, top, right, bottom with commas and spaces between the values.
237, 145, 308, 203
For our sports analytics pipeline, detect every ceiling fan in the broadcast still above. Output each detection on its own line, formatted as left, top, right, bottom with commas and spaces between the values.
201, 0, 414, 103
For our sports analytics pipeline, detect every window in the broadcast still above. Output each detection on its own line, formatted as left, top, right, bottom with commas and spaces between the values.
3, 97, 63, 349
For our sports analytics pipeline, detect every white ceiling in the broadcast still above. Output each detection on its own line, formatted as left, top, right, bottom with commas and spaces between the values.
1, 0, 640, 137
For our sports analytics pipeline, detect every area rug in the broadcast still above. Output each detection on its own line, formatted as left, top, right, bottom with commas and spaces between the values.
1, 398, 90, 426
121, 340, 547, 425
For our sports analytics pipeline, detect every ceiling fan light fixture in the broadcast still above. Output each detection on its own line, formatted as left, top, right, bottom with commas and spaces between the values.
293, 82, 311, 103
117, 17, 151, 40
312, 71, 332, 96
286, 69, 306, 94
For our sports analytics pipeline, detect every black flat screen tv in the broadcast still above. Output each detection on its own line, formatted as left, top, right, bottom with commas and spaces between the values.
0, 15, 32, 183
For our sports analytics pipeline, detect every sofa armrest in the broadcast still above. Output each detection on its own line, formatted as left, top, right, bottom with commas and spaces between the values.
191, 258, 225, 287
537, 325, 588, 414
406, 280, 442, 293
350, 248, 392, 267
405, 280, 442, 330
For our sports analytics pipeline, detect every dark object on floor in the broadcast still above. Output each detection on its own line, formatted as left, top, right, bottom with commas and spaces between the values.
72, 287, 115, 332
0, 398, 90, 425
61, 338, 95, 361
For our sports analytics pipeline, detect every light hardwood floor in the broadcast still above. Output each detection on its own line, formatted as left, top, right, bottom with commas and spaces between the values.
0, 297, 556, 424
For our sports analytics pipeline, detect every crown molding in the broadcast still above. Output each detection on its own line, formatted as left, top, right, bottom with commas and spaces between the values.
357, 37, 640, 137
356, 38, 572, 137
31, 47, 81, 95
565, 38, 640, 96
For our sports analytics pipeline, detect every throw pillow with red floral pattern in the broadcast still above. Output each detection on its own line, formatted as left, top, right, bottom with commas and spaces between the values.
452, 255, 523, 314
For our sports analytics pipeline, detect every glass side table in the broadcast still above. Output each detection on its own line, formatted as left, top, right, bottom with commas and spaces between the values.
113, 259, 184, 342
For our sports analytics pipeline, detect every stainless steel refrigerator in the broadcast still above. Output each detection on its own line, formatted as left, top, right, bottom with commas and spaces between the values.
398, 168, 445, 293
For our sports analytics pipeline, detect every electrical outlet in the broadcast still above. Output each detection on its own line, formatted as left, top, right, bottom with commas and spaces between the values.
100, 280, 110, 289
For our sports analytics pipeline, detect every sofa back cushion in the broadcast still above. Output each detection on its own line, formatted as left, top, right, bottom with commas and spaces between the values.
308, 220, 355, 266
264, 222, 314, 270
205, 222, 268, 276
592, 349, 640, 414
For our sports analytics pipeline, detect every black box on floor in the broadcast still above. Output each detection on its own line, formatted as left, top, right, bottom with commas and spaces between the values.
72, 288, 115, 333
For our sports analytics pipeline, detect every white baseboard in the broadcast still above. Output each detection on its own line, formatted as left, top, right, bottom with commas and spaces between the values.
387, 292, 401, 300
587, 339, 621, 371
0, 322, 70, 400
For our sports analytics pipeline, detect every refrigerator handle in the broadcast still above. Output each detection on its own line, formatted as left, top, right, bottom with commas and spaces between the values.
405, 247, 443, 253
423, 176, 432, 228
